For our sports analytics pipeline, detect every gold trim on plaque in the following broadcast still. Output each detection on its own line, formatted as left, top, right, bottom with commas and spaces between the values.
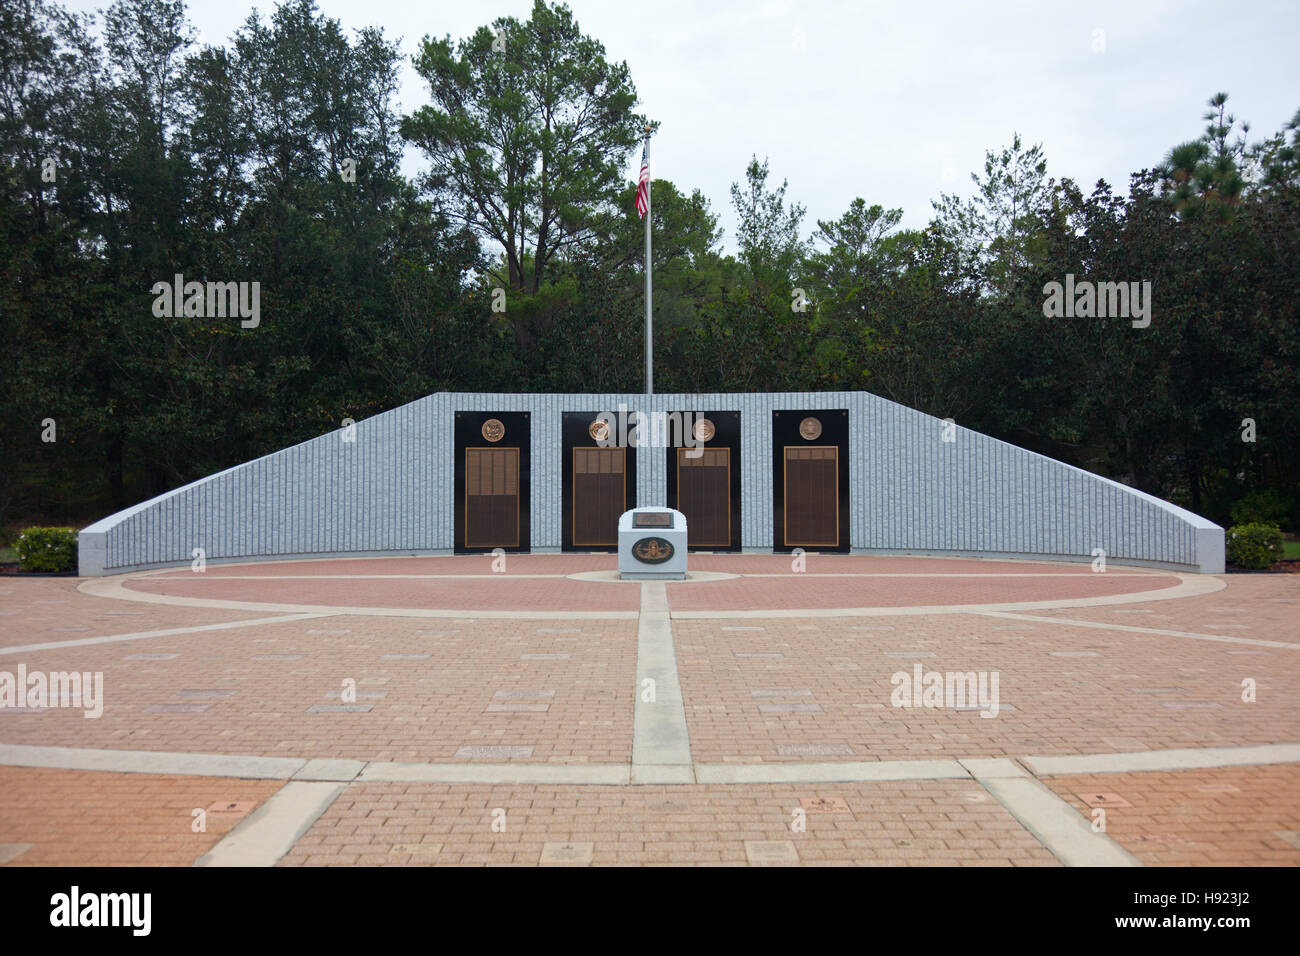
481, 418, 505, 442
782, 445, 838, 548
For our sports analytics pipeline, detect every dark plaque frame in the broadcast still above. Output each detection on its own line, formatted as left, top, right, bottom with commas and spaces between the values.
454, 411, 530, 554
562, 411, 637, 552
771, 408, 849, 553
664, 410, 742, 552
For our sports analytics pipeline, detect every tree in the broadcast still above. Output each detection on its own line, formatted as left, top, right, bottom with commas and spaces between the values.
1160, 92, 1251, 221
729, 154, 806, 291
933, 132, 1050, 297
402, 0, 647, 293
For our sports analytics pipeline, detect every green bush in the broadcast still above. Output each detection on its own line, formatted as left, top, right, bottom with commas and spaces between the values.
1229, 489, 1294, 528
15, 527, 79, 573
1225, 523, 1284, 570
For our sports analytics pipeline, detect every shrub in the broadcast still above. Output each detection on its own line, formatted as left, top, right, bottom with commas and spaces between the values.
15, 527, 79, 573
1229, 489, 1294, 528
1225, 523, 1284, 570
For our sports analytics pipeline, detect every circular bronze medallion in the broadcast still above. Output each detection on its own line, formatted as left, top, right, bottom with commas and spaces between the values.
631, 537, 675, 564
692, 417, 715, 443
589, 419, 611, 442
481, 418, 505, 442
799, 416, 822, 440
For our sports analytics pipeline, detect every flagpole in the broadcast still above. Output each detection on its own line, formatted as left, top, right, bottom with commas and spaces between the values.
643, 126, 653, 395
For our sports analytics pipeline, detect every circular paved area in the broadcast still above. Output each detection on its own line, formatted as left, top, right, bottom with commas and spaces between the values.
92, 553, 1202, 615
0, 554, 1297, 867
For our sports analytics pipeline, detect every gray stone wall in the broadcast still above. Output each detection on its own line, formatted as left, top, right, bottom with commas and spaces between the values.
77, 391, 1224, 575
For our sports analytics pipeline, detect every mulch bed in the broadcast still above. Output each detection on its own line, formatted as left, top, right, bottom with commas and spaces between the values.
0, 563, 76, 577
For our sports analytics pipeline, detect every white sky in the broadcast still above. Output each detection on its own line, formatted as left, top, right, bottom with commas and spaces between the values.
65, 0, 1300, 251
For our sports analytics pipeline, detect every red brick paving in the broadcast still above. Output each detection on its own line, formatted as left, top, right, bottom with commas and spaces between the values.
0, 578, 266, 648
126, 553, 1182, 613
0, 616, 636, 763
277, 780, 1059, 866
676, 612, 1300, 762
1031, 576, 1300, 644
143, 554, 1123, 578
125, 575, 641, 612
0, 767, 283, 866
1044, 764, 1300, 866
0, 558, 1296, 867
666, 571, 1180, 611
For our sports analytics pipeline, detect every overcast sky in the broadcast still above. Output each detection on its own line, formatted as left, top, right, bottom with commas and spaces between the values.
66, 0, 1300, 251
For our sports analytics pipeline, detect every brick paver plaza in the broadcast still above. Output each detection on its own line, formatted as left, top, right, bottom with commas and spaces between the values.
1, 554, 1296, 866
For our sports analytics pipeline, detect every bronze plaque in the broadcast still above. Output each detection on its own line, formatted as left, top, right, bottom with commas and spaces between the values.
692, 417, 715, 443
631, 537, 675, 564
798, 416, 822, 440
783, 446, 838, 547
481, 418, 505, 442
589, 418, 611, 442
633, 512, 673, 528
466, 447, 519, 548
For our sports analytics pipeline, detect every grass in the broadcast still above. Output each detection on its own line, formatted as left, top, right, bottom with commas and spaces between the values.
0, 545, 16, 563
1284, 539, 1300, 560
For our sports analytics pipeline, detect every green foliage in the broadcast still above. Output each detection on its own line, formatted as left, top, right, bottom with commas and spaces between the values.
933, 132, 1050, 297
0, 0, 1295, 549
1225, 523, 1284, 570
1230, 490, 1295, 528
401, 0, 646, 293
16, 527, 78, 573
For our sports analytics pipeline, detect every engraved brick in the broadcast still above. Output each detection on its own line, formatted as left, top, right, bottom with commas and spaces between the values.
205, 801, 256, 816
540, 842, 593, 864
1078, 792, 1132, 808
484, 703, 549, 713
777, 744, 853, 756
307, 704, 373, 713
800, 796, 852, 814
745, 841, 799, 864
455, 745, 533, 758
758, 703, 823, 713
144, 703, 213, 713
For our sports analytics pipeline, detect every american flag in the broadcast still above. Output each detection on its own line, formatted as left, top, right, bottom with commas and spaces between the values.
634, 144, 650, 218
